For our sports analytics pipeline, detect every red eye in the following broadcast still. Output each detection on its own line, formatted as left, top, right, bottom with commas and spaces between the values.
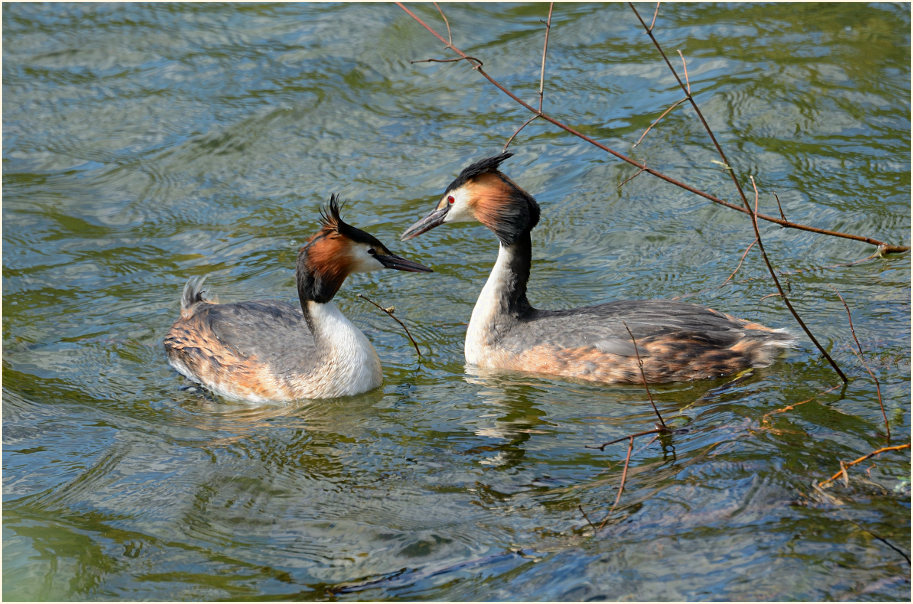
447, 195, 455, 204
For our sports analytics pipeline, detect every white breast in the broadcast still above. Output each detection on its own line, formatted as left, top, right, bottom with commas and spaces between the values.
297, 301, 383, 398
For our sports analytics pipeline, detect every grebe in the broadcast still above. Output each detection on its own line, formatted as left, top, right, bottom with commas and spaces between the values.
401, 153, 793, 385
164, 196, 431, 402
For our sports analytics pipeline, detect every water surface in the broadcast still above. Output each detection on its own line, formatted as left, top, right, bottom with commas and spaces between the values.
3, 3, 910, 601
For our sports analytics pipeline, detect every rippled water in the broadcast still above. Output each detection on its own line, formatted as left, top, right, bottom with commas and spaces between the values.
3, 3, 910, 601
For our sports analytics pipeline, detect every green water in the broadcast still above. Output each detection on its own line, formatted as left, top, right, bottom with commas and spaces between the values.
3, 2, 910, 601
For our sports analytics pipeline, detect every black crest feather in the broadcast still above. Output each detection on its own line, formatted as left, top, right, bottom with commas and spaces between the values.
444, 152, 514, 193
314, 194, 384, 247
318, 194, 345, 231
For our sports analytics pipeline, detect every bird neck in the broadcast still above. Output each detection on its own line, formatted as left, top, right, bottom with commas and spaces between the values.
464, 230, 534, 365
296, 255, 345, 306
295, 256, 382, 397
302, 299, 370, 351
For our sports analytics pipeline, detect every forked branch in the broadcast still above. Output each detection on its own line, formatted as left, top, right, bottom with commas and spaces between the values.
746, 176, 846, 382
396, 2, 908, 254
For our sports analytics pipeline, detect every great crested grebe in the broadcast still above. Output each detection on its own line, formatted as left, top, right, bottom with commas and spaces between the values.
164, 196, 431, 402
401, 153, 793, 385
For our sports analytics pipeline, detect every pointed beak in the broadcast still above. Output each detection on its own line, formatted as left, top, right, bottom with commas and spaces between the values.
375, 252, 433, 273
400, 206, 448, 241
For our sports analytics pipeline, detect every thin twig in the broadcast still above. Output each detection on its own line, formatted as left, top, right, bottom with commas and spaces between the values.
760, 383, 844, 426
597, 435, 634, 530
357, 293, 422, 358
613, 436, 635, 509
631, 3, 745, 207
411, 56, 483, 67
578, 504, 596, 531
623, 322, 666, 429
633, 97, 688, 148
609, 438, 634, 519
538, 3, 553, 113
586, 427, 669, 451
503, 115, 539, 152
618, 166, 646, 189
433, 1, 452, 47
503, 4, 552, 151
831, 287, 889, 439
649, 2, 660, 31
773, 192, 787, 222
396, 2, 908, 253
720, 237, 758, 287
818, 444, 911, 488
677, 49, 690, 95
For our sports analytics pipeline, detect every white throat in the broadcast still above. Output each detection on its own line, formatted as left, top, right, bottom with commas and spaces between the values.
301, 300, 382, 398
465, 243, 514, 365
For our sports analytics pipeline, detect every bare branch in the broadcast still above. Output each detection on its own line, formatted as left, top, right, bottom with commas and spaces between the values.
397, 2, 908, 253
747, 176, 847, 382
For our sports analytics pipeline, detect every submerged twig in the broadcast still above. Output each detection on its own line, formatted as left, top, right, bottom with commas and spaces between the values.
844, 518, 912, 565
357, 293, 422, 358
586, 427, 669, 451
818, 443, 910, 488
618, 166, 646, 190
578, 504, 597, 531
606, 437, 635, 519
759, 383, 844, 427
831, 287, 889, 440
411, 56, 483, 67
